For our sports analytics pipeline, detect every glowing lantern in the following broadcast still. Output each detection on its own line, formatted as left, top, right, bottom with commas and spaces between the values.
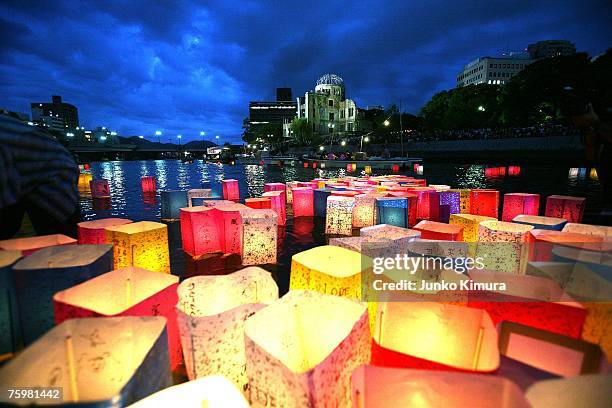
545, 195, 585, 223
413, 220, 463, 241
360, 224, 421, 242
319, 162, 325, 169
177, 267, 278, 389
245, 197, 272, 209
527, 229, 603, 262
365, 165, 372, 174
77, 218, 132, 244
449, 214, 495, 242
105, 221, 170, 274
416, 164, 424, 175
332, 190, 360, 197
290, 245, 370, 300
161, 190, 188, 221
77, 172, 92, 192
439, 191, 461, 223
353, 194, 377, 228
326, 196, 355, 235
241, 209, 278, 265
141, 176, 157, 193
0, 234, 76, 256
180, 206, 223, 256
449, 188, 471, 214
375, 197, 408, 228
286, 182, 300, 204
526, 375, 612, 408
222, 179, 240, 201
216, 204, 244, 256
188, 189, 213, 207
0, 316, 171, 405
53, 267, 182, 370
470, 189, 499, 218
430, 184, 450, 191
262, 190, 286, 226
0, 251, 22, 356
314, 188, 334, 217
508, 165, 521, 176
425, 191, 441, 221
12, 244, 113, 345
562, 222, 612, 238
372, 302, 498, 372
244, 290, 371, 408
264, 182, 286, 195
351, 365, 529, 408
292, 187, 314, 217
303, 161, 309, 168
502, 193, 540, 222
513, 215, 567, 230
392, 164, 400, 173
328, 236, 406, 261
408, 186, 435, 219
476, 220, 533, 274
129, 375, 250, 408
89, 179, 110, 198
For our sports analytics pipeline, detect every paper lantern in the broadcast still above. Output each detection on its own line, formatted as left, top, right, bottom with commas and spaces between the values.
160, 190, 188, 221
188, 188, 213, 207
262, 190, 286, 226
77, 218, 132, 244
439, 191, 461, 223
545, 195, 585, 223
360, 224, 421, 242
430, 184, 451, 191
286, 182, 300, 204
222, 179, 240, 201
312, 178, 328, 189
364, 165, 372, 174
353, 194, 377, 228
141, 176, 157, 193
413, 220, 463, 241
450, 188, 471, 214
264, 182, 286, 195
244, 290, 371, 407
375, 197, 408, 228
351, 365, 529, 408
527, 230, 603, 262
513, 215, 567, 231
408, 186, 435, 219
177, 267, 278, 389
77, 172, 92, 192
242, 209, 278, 265
291, 187, 314, 217
0, 234, 76, 256
425, 191, 441, 221
105, 221, 170, 274
562, 222, 612, 238
303, 161, 309, 168
0, 316, 171, 405
392, 164, 400, 173
502, 193, 540, 222
525, 375, 612, 408
89, 178, 110, 198
129, 375, 250, 408
326, 196, 355, 235
449, 214, 496, 243
371, 302, 499, 372
476, 220, 533, 274
180, 206, 223, 256
469, 189, 499, 218
53, 267, 182, 369
314, 188, 333, 217
11, 244, 113, 345
332, 190, 360, 197
347, 163, 356, 172
0, 251, 22, 356
508, 165, 521, 176
245, 197, 272, 209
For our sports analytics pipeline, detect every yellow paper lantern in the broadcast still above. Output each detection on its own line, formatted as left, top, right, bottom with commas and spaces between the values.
105, 221, 170, 274
77, 172, 92, 193
177, 267, 278, 390
241, 209, 278, 265
449, 188, 471, 214
526, 375, 612, 408
449, 213, 496, 243
476, 220, 533, 274
244, 290, 371, 408
325, 196, 355, 236
562, 222, 612, 238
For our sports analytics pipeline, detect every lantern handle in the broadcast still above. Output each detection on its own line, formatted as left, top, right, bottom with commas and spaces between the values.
126, 278, 132, 309
65, 335, 79, 402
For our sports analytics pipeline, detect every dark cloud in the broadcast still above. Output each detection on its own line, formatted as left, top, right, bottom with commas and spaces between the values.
0, 0, 610, 142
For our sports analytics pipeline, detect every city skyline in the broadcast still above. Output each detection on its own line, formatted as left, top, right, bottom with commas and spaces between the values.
1, 0, 611, 142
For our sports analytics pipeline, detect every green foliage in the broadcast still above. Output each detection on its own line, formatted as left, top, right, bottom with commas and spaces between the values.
290, 117, 317, 146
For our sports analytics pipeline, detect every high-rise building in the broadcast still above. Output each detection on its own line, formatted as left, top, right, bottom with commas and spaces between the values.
528, 40, 576, 59
31, 95, 79, 130
276, 87, 292, 102
456, 54, 533, 87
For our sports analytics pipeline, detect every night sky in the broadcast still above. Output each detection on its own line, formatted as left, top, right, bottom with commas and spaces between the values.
1, 1, 610, 143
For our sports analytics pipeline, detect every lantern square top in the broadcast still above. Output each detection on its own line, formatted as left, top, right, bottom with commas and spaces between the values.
478, 220, 533, 241
292, 245, 371, 279
0, 250, 22, 268
562, 223, 612, 238
106, 220, 167, 236
13, 244, 113, 270
413, 220, 464, 240
0, 234, 76, 256
360, 224, 421, 241
512, 215, 567, 229
78, 218, 132, 231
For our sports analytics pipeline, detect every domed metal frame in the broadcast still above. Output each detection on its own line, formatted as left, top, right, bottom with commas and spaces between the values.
316, 73, 344, 87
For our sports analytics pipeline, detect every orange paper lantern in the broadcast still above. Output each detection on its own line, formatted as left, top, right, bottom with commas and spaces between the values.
0, 234, 76, 257
413, 220, 463, 241
470, 189, 499, 218
545, 195, 585, 223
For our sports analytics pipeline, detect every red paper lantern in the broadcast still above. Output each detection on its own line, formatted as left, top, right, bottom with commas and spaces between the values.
245, 198, 272, 209
413, 220, 463, 241
426, 191, 441, 221
90, 179, 110, 198
264, 183, 286, 196
312, 161, 317, 169
392, 164, 400, 173
470, 189, 499, 218
303, 162, 309, 168
222, 179, 240, 201
408, 187, 435, 220
292, 187, 314, 217
262, 190, 286, 226
180, 205, 244, 257
77, 218, 132, 244
141, 176, 157, 193
502, 193, 540, 222
508, 165, 521, 176
545, 195, 585, 223
528, 229, 603, 262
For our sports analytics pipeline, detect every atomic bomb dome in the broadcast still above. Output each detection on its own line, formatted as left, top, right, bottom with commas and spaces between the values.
316, 74, 345, 87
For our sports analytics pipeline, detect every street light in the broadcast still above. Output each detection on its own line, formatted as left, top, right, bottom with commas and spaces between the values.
319, 146, 324, 151
155, 130, 162, 143
384, 119, 390, 127
177, 134, 182, 147
341, 140, 346, 146
478, 105, 485, 112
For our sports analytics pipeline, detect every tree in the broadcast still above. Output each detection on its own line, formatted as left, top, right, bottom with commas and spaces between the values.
290, 117, 314, 146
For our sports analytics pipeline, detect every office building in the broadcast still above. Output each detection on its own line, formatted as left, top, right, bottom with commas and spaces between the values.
276, 87, 292, 102
456, 54, 533, 87
31, 95, 79, 130
528, 40, 576, 59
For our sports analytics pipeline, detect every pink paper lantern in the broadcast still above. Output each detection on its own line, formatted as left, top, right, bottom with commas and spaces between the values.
90, 179, 110, 198
263, 182, 286, 196
413, 220, 464, 241
545, 195, 585, 223
180, 206, 244, 257
502, 193, 540, 222
222, 179, 240, 201
408, 187, 435, 220
262, 190, 286, 226
470, 189, 499, 218
0, 234, 76, 256
77, 218, 132, 244
292, 187, 314, 217
141, 176, 157, 193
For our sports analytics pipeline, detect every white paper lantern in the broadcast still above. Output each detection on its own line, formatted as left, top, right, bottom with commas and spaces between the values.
476, 220, 533, 274
241, 209, 278, 265
188, 189, 213, 206
325, 196, 355, 235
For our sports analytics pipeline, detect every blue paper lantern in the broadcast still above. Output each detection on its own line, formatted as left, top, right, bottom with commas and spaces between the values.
314, 188, 334, 218
0, 251, 22, 355
376, 197, 408, 228
161, 190, 188, 220
11, 244, 113, 345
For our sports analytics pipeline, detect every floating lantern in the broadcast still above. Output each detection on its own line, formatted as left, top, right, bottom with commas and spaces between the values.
430, 184, 451, 191
513, 215, 567, 231
375, 197, 408, 228
360, 224, 421, 243
416, 164, 424, 175
364, 165, 372, 174
425, 191, 441, 221
188, 189, 213, 207
53, 267, 182, 370
476, 220, 533, 274
562, 222, 612, 238
439, 191, 461, 223
589, 167, 599, 180
408, 187, 435, 220
12, 244, 113, 345
160, 190, 188, 221
527, 229, 603, 262
177, 268, 278, 389
262, 190, 286, 226
105, 221, 170, 274
371, 302, 499, 372
285, 182, 300, 204
525, 375, 612, 408
129, 375, 250, 408
222, 179, 240, 201
312, 161, 317, 169
264, 182, 287, 195
353, 194, 377, 228
241, 209, 278, 265
216, 204, 244, 256
326, 196, 356, 235
0, 234, 76, 256
77, 218, 132, 244
244, 290, 371, 408
508, 165, 521, 176
449, 214, 496, 243
413, 220, 463, 241
392, 164, 400, 173
319, 162, 325, 169
502, 193, 540, 222
0, 251, 22, 357
291, 187, 314, 217
470, 189, 499, 218
141, 176, 157, 193
449, 188, 471, 214
244, 197, 272, 209
314, 188, 334, 217
351, 365, 529, 408
0, 316, 171, 406
77, 172, 92, 192
180, 207, 223, 256
545, 195, 585, 223
303, 161, 309, 168
89, 179, 110, 198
